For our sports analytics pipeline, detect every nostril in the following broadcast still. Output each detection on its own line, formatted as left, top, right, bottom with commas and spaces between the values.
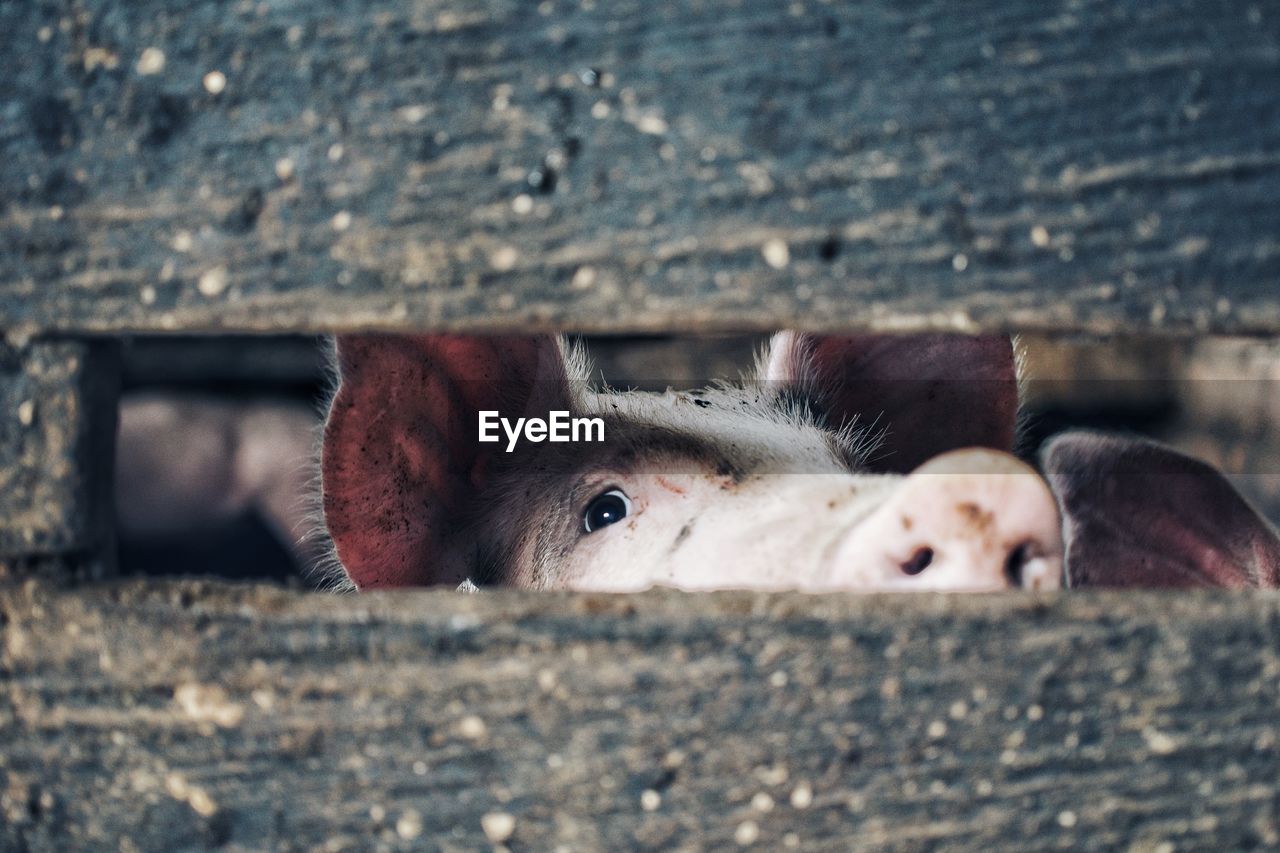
1004, 542, 1032, 587
901, 547, 934, 576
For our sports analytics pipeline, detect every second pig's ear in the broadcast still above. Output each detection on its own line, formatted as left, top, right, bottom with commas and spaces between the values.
322, 334, 572, 589
762, 332, 1018, 473
1043, 432, 1280, 588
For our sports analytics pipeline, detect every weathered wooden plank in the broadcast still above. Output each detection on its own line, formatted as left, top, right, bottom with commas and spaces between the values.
0, 341, 119, 575
2, 579, 1279, 850
3, 1, 1280, 336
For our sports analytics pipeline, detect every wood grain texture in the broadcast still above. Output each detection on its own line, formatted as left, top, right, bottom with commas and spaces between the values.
2, 579, 1279, 849
0, 341, 119, 570
2, 1, 1279, 336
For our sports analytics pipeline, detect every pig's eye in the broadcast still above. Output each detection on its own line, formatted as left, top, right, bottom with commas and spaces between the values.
584, 489, 631, 533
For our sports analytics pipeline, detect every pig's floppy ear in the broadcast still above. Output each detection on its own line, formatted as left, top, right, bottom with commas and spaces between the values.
762, 332, 1018, 473
1043, 432, 1280, 588
322, 334, 571, 589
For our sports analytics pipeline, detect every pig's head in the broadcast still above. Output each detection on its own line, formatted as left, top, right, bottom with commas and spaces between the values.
321, 332, 1067, 592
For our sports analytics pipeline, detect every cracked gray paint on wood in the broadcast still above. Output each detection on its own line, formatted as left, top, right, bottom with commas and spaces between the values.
0, 341, 118, 566
2, 1, 1279, 335
2, 580, 1279, 849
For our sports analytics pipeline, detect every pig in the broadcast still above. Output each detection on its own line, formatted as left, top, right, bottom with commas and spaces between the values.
117, 394, 324, 572
319, 333, 1280, 592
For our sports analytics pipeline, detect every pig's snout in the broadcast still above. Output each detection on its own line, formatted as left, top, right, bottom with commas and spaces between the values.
830, 449, 1064, 591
